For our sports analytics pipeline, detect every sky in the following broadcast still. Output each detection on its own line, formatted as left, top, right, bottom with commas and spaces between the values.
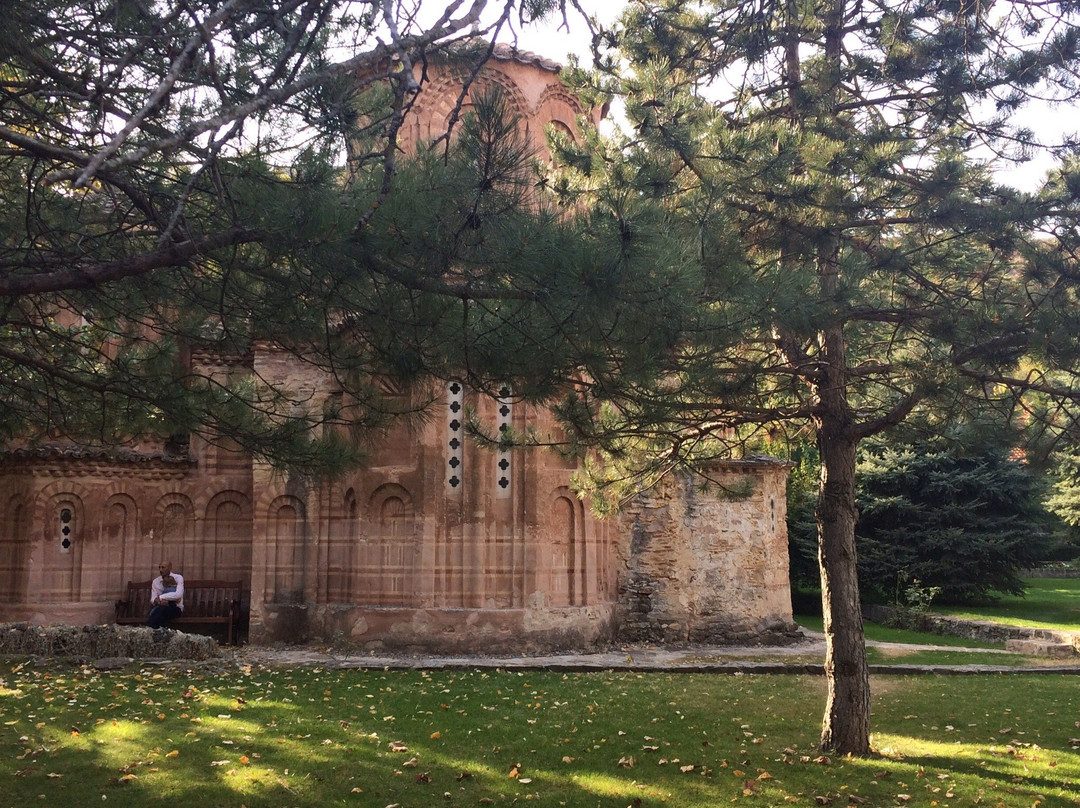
502, 1, 615, 65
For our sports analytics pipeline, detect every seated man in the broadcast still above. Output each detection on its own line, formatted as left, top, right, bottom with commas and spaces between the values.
147, 560, 184, 629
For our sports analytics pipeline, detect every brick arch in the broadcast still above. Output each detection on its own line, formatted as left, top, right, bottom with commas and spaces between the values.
411, 69, 532, 148
31, 480, 92, 539
32, 483, 90, 602
367, 482, 414, 517
547, 118, 575, 138
3, 492, 30, 539
150, 492, 197, 575
366, 483, 416, 606
536, 83, 588, 122
326, 487, 361, 603
548, 487, 587, 607
99, 493, 140, 598
203, 490, 252, 583
266, 495, 307, 604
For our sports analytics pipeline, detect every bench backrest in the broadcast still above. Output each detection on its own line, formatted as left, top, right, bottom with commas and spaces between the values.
121, 579, 243, 618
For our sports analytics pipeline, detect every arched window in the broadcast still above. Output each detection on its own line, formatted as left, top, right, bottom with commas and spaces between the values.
58, 502, 75, 554
41, 493, 82, 601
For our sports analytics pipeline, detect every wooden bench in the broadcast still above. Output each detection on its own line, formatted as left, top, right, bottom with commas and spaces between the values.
116, 579, 244, 645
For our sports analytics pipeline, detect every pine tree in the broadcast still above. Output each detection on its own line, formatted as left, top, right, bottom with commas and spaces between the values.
856, 442, 1052, 604
551, 0, 1080, 753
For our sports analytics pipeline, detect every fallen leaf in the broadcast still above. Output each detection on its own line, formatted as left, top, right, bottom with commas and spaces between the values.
618, 756, 635, 768
388, 741, 408, 753
239, 756, 250, 764
165, 750, 179, 758
519, 778, 533, 784
403, 758, 419, 768
680, 764, 695, 773
415, 772, 431, 784
430, 731, 441, 740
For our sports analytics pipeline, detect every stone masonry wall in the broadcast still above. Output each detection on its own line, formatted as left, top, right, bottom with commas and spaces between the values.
615, 460, 800, 645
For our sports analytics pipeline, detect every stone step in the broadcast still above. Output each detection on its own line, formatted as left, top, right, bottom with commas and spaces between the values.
1005, 638, 1077, 658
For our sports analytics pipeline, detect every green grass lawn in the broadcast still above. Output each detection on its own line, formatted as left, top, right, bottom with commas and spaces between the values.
933, 578, 1080, 629
2, 660, 1078, 808
864, 647, 1042, 666
792, 617, 1053, 665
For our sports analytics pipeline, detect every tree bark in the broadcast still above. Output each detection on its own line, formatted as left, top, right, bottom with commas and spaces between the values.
816, 423, 871, 754
814, 238, 870, 754
812, 0, 871, 754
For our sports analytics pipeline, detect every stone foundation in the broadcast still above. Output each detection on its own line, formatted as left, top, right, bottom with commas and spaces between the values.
0, 622, 220, 660
256, 603, 617, 653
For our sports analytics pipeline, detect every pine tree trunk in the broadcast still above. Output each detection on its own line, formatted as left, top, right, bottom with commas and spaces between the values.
816, 426, 870, 754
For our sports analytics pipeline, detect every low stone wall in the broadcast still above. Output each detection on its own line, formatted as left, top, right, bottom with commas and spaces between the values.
863, 605, 1080, 648
1022, 566, 1080, 579
0, 622, 221, 660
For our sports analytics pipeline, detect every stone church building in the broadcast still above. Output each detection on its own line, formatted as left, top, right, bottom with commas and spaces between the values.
0, 45, 796, 651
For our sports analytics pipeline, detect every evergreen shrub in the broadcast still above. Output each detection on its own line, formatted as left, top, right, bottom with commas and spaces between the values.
855, 444, 1053, 604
